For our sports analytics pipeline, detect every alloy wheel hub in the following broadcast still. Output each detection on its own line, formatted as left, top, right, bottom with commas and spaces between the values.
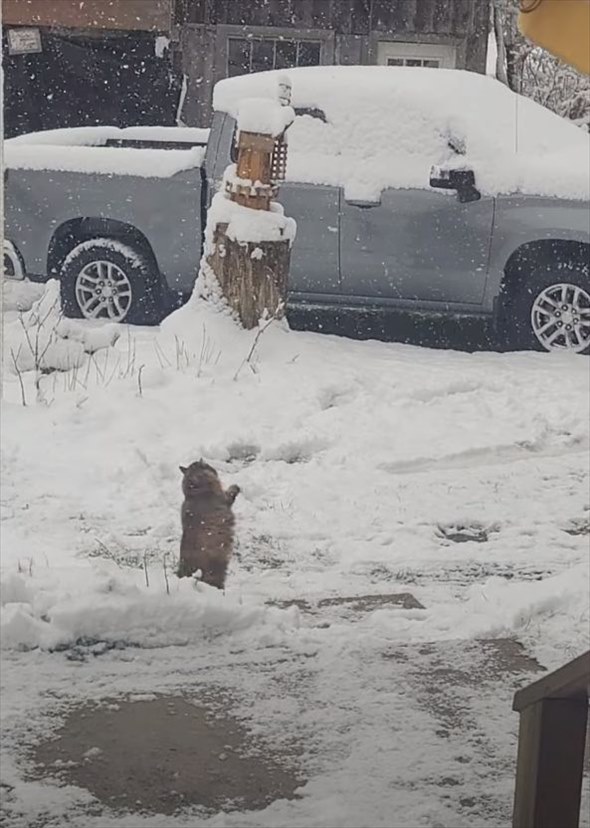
531, 282, 590, 353
559, 307, 575, 326
75, 260, 132, 321
100, 282, 116, 298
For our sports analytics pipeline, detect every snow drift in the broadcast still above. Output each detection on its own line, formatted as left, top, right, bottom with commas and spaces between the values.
0, 570, 297, 652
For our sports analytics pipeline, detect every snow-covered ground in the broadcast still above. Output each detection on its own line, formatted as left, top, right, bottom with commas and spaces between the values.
1, 280, 589, 827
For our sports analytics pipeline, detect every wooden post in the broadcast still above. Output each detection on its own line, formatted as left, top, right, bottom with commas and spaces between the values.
208, 223, 291, 331
206, 82, 295, 329
512, 651, 590, 828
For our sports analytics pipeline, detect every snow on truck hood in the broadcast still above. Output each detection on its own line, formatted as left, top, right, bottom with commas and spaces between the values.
214, 66, 590, 202
5, 126, 208, 178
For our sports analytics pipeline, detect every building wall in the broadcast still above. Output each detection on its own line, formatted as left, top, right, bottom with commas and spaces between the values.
3, 0, 172, 32
2, 0, 178, 136
177, 0, 490, 126
175, 0, 486, 35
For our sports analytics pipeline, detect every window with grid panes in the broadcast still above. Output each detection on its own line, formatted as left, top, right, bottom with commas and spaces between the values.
227, 37, 321, 77
386, 57, 441, 68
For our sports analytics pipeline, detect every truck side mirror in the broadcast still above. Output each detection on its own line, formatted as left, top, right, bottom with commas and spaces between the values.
430, 165, 481, 204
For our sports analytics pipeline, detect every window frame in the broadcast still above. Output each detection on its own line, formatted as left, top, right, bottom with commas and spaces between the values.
226, 34, 323, 77
376, 41, 457, 69
216, 24, 334, 84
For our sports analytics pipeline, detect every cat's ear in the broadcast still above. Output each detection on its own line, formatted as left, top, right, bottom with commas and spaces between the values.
179, 466, 187, 475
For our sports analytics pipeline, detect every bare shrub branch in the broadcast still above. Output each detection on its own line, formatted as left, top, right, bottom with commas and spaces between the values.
10, 347, 27, 406
233, 308, 282, 381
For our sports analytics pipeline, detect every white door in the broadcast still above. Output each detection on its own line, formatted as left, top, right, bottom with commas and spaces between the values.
377, 41, 456, 69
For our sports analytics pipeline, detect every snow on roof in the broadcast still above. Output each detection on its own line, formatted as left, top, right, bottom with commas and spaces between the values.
5, 126, 208, 178
214, 66, 590, 201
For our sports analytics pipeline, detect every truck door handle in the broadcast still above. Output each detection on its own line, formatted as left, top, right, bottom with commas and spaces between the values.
346, 200, 379, 209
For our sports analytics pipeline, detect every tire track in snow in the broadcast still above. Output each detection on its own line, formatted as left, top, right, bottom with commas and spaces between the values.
379, 436, 589, 475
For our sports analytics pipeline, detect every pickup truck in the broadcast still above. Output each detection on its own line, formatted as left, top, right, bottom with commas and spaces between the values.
5, 67, 590, 353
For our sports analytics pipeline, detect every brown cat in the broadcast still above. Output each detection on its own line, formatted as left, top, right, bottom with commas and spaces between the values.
177, 460, 240, 589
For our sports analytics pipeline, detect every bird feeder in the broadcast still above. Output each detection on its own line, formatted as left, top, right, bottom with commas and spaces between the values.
226, 80, 294, 211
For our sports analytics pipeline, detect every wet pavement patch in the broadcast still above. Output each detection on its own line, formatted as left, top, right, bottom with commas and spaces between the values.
31, 696, 302, 816
317, 592, 424, 611
381, 638, 545, 734
271, 591, 425, 615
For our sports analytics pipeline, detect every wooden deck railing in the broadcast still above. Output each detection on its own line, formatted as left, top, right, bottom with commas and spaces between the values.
512, 650, 590, 828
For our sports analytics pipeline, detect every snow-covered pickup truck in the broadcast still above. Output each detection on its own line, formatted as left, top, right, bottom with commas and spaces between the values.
5, 68, 590, 353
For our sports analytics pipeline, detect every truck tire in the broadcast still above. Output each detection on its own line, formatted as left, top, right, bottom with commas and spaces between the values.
501, 258, 590, 354
60, 238, 164, 325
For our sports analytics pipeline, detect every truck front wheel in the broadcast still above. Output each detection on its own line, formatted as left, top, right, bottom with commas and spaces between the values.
501, 259, 590, 354
60, 239, 163, 325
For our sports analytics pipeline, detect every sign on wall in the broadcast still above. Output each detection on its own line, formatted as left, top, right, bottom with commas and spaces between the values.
7, 28, 43, 56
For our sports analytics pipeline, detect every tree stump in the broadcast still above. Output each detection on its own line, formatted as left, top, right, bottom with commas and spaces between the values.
207, 224, 290, 329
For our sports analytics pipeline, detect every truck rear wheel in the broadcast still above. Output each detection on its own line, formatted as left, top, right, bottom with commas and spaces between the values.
502, 259, 590, 354
60, 239, 163, 325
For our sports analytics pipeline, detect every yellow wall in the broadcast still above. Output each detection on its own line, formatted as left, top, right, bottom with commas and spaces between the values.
519, 0, 590, 75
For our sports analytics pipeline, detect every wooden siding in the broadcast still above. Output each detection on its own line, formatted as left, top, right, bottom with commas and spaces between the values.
3, 0, 172, 32
175, 0, 488, 37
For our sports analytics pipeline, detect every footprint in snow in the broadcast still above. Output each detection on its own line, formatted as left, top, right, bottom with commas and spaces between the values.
562, 517, 590, 536
262, 437, 326, 464
436, 522, 500, 545
226, 441, 261, 464
317, 384, 357, 411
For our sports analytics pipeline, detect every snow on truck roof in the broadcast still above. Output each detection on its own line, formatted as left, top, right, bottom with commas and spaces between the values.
214, 66, 590, 202
5, 126, 209, 179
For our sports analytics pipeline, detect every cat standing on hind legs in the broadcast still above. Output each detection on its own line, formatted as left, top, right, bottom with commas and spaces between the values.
177, 460, 240, 589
